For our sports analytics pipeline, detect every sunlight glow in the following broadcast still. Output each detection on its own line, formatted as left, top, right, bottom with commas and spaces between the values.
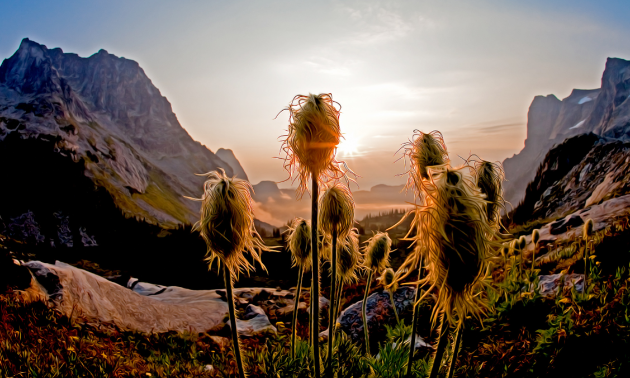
337, 133, 361, 157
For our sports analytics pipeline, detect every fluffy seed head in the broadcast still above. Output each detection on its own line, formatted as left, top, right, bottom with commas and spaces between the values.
364, 232, 392, 272
279, 93, 345, 198
417, 164, 497, 325
532, 229, 540, 245
318, 182, 355, 239
519, 236, 527, 250
287, 217, 311, 271
401, 130, 450, 201
380, 267, 398, 293
337, 228, 362, 283
584, 219, 594, 239
192, 169, 268, 278
473, 160, 505, 227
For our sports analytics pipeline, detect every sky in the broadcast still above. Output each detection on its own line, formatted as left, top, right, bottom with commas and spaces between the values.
2, 0, 630, 190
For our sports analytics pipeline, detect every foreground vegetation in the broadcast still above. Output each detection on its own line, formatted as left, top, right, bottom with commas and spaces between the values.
2, 215, 630, 377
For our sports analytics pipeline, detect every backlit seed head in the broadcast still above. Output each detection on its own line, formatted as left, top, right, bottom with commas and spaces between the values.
584, 219, 594, 239
279, 93, 346, 198
400, 130, 450, 201
473, 160, 505, 228
519, 236, 527, 251
380, 268, 398, 293
337, 228, 362, 283
319, 182, 355, 239
364, 232, 392, 273
287, 217, 311, 271
192, 169, 268, 278
532, 229, 540, 245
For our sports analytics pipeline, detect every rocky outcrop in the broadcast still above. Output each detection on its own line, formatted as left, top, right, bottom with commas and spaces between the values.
0, 39, 234, 228
216, 148, 249, 181
504, 58, 630, 208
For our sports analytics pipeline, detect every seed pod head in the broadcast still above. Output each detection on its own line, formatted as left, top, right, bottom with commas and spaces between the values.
380, 267, 398, 293
583, 219, 594, 239
401, 130, 450, 200
417, 164, 495, 326
192, 169, 267, 278
510, 239, 519, 252
473, 160, 505, 227
318, 182, 355, 239
337, 228, 362, 283
532, 229, 540, 245
279, 93, 345, 198
363, 232, 392, 272
287, 217, 311, 271
518, 236, 527, 250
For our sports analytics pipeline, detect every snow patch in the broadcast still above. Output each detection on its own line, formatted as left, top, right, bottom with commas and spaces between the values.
569, 120, 586, 130
578, 96, 592, 105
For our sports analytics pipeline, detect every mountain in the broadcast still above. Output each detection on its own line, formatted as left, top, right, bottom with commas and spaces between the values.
0, 38, 234, 229
503, 57, 630, 209
216, 148, 249, 181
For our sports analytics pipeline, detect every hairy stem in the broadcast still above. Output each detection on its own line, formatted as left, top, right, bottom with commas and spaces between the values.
532, 242, 537, 271
406, 258, 423, 378
428, 314, 449, 378
388, 289, 399, 324
335, 281, 343, 322
446, 322, 463, 378
362, 269, 373, 355
584, 238, 589, 294
223, 264, 245, 378
311, 176, 321, 378
327, 227, 338, 378
292, 264, 304, 360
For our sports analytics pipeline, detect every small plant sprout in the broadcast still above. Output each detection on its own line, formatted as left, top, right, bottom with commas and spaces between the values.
532, 229, 540, 270
287, 217, 311, 360
362, 232, 392, 354
318, 182, 355, 377
192, 169, 270, 378
279, 93, 347, 378
380, 268, 400, 323
584, 218, 594, 292
518, 235, 527, 278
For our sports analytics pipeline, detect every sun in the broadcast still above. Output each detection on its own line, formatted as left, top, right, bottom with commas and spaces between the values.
337, 133, 361, 157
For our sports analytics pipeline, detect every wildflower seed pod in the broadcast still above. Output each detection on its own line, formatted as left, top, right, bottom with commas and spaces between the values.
519, 236, 527, 251
280, 93, 345, 198
583, 219, 594, 239
287, 218, 311, 271
417, 165, 495, 325
319, 182, 355, 240
338, 228, 362, 284
401, 130, 450, 200
193, 169, 268, 277
474, 160, 505, 227
380, 268, 398, 292
532, 229, 540, 245
364, 232, 392, 273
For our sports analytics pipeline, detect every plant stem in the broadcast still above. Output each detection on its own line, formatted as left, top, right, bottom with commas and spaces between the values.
311, 175, 321, 378
446, 322, 463, 378
223, 264, 245, 378
406, 258, 423, 378
291, 264, 304, 360
532, 242, 537, 271
362, 269, 373, 355
335, 281, 343, 322
327, 228, 338, 378
428, 314, 449, 378
584, 238, 589, 294
388, 289, 399, 324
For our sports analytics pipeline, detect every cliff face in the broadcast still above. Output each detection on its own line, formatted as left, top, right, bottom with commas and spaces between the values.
503, 57, 630, 209
0, 38, 233, 228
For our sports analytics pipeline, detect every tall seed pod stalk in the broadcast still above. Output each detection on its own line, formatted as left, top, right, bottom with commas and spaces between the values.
395, 130, 449, 378
583, 219, 594, 293
532, 229, 540, 271
415, 165, 497, 378
191, 169, 270, 378
287, 218, 312, 359
380, 268, 400, 323
362, 232, 392, 354
446, 321, 464, 378
279, 93, 346, 378
318, 182, 354, 377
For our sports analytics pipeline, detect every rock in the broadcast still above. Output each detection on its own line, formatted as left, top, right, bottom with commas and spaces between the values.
535, 273, 584, 298
232, 304, 277, 337
321, 286, 415, 345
